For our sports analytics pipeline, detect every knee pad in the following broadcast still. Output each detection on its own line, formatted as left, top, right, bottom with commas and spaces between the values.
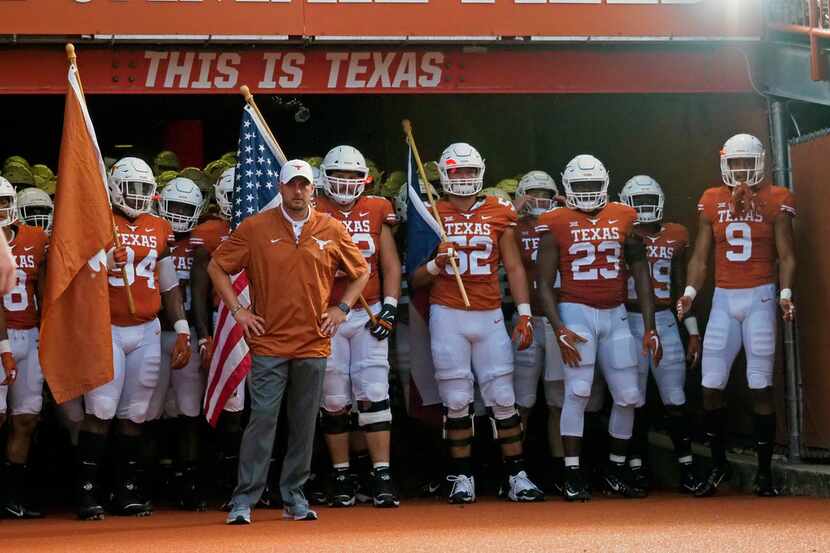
747, 368, 774, 390
664, 388, 686, 407
609, 404, 635, 440
364, 382, 390, 404
560, 394, 589, 438
358, 399, 392, 432
440, 377, 474, 412
443, 405, 474, 447
479, 373, 516, 410
568, 378, 592, 400
320, 409, 352, 435
615, 386, 642, 408
321, 393, 350, 414
544, 380, 565, 408
701, 367, 729, 391
86, 398, 117, 422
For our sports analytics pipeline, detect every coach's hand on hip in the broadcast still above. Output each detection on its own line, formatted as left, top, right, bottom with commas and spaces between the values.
320, 305, 347, 336
234, 306, 266, 338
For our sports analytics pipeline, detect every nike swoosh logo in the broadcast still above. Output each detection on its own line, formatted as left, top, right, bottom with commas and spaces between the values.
608, 219, 618, 224
145, 227, 154, 232
558, 334, 576, 351
270, 238, 283, 244
23, 246, 33, 252
481, 216, 492, 220
359, 212, 370, 217
494, 318, 503, 324
427, 482, 441, 493
761, 298, 773, 303
666, 240, 677, 244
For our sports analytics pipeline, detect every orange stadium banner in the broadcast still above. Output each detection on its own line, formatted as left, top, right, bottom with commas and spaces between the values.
39, 54, 114, 403
0, 0, 762, 39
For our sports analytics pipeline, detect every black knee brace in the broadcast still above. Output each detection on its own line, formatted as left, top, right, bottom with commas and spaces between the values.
488, 409, 523, 445
320, 410, 351, 435
358, 399, 392, 432
443, 405, 475, 448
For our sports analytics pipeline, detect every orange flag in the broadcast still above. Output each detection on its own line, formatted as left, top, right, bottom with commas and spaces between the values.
39, 60, 113, 403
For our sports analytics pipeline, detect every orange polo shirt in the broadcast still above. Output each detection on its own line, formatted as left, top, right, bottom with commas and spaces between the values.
213, 207, 368, 358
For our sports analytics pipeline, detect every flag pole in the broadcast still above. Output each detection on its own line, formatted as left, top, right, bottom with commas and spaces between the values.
238, 85, 379, 325
401, 119, 470, 308
66, 43, 136, 316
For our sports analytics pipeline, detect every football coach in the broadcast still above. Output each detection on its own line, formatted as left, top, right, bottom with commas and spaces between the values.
209, 159, 369, 524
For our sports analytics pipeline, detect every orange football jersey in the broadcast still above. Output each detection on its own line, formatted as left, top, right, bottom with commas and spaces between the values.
192, 217, 230, 255
698, 184, 795, 289
315, 194, 397, 306
109, 212, 173, 326
167, 232, 204, 318
430, 195, 518, 311
538, 202, 637, 309
626, 223, 689, 309
3, 224, 48, 329
516, 214, 560, 315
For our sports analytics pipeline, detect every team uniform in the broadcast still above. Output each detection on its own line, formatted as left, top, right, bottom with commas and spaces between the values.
429, 195, 519, 415
146, 232, 203, 420
315, 195, 398, 423
537, 202, 642, 441
697, 185, 796, 391
83, 213, 171, 423
0, 224, 48, 417
626, 223, 689, 407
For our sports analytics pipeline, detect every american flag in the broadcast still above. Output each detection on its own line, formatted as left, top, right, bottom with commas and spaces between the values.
204, 103, 286, 427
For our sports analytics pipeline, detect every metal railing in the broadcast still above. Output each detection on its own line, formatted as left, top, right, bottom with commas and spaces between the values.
768, 0, 830, 79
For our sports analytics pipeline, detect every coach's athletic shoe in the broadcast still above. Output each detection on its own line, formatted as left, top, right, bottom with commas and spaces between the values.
753, 470, 780, 497
77, 480, 105, 521
679, 463, 701, 494
371, 467, 400, 508
283, 507, 318, 521
694, 463, 732, 498
563, 466, 591, 502
602, 463, 647, 499
447, 474, 476, 504
330, 469, 356, 508
507, 471, 545, 502
226, 504, 251, 525
113, 480, 152, 517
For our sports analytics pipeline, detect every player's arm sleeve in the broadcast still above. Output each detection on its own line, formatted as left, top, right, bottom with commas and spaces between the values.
212, 221, 252, 275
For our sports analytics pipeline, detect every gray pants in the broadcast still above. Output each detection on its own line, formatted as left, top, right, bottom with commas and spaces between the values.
231, 356, 325, 515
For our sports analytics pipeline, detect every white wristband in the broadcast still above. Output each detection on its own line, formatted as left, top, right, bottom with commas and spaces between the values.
173, 320, 191, 336
780, 288, 793, 301
684, 316, 700, 336
383, 296, 398, 308
517, 303, 532, 317
683, 286, 697, 301
0, 339, 9, 354
426, 260, 441, 276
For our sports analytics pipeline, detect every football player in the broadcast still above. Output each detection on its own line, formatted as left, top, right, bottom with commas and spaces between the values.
190, 167, 247, 505
536, 154, 662, 501
678, 134, 796, 497
75, 157, 191, 520
619, 175, 701, 493
16, 188, 53, 235
146, 177, 206, 510
411, 142, 543, 504
0, 177, 48, 518
315, 145, 402, 508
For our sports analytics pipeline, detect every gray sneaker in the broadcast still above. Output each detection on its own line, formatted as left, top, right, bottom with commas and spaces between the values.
282, 507, 318, 521
226, 504, 251, 525
282, 488, 317, 521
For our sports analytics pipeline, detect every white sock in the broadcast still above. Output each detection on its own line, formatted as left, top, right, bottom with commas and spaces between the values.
609, 454, 627, 465
373, 462, 390, 470
333, 462, 350, 471
629, 457, 643, 469
564, 456, 580, 468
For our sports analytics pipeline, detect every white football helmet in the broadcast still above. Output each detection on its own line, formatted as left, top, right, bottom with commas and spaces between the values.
0, 177, 17, 227
215, 167, 235, 220
108, 157, 157, 218
321, 145, 369, 205
517, 170, 559, 216
312, 166, 324, 194
620, 175, 664, 224
438, 142, 485, 197
158, 177, 203, 233
561, 155, 609, 212
17, 187, 53, 233
720, 133, 765, 188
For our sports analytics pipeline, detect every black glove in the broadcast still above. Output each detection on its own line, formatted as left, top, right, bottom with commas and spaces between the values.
366, 302, 397, 341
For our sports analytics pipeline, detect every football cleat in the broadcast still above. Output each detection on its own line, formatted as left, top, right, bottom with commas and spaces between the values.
419, 478, 443, 497
354, 471, 373, 505
371, 467, 400, 508
753, 470, 780, 497
113, 480, 152, 517
77, 480, 105, 521
447, 474, 476, 504
628, 464, 651, 491
1, 465, 43, 519
507, 471, 545, 502
563, 466, 591, 502
330, 470, 356, 508
602, 463, 647, 499
305, 472, 330, 506
694, 463, 732, 498
178, 467, 207, 512
679, 463, 701, 494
